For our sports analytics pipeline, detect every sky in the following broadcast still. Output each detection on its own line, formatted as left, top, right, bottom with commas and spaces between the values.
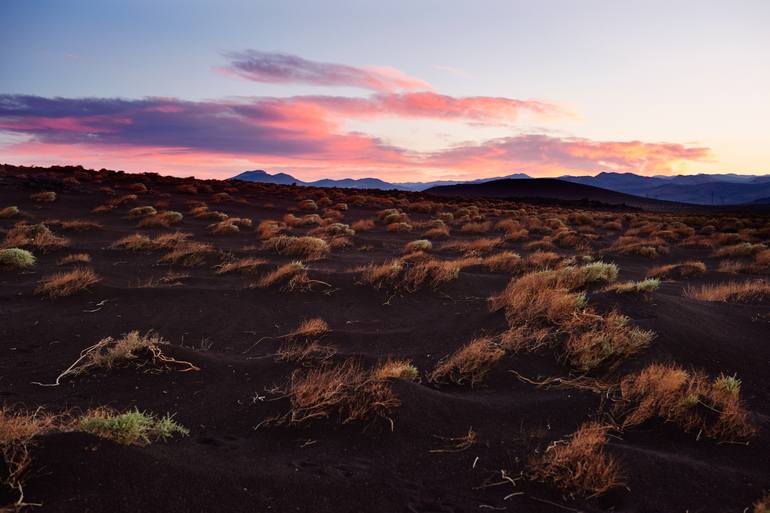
1, 0, 769, 182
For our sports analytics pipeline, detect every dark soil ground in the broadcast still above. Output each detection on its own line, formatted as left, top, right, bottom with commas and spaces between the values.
1, 165, 769, 512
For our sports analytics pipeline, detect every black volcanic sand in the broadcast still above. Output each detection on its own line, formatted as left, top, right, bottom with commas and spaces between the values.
1, 165, 769, 513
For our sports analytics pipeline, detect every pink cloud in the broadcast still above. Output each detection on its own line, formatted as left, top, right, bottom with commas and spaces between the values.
0, 95, 710, 181
219, 50, 432, 92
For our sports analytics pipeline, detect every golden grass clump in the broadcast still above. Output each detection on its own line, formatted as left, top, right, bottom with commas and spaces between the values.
215, 257, 268, 275
685, 280, 770, 302
616, 363, 755, 441
374, 359, 419, 381
264, 359, 400, 429
35, 267, 100, 298
158, 241, 217, 267
2, 223, 70, 253
529, 422, 625, 498
405, 239, 433, 253
713, 242, 766, 258
254, 261, 329, 291
263, 235, 330, 260
441, 237, 502, 255
58, 253, 91, 265
386, 221, 413, 232
563, 311, 655, 372
30, 191, 56, 202
351, 219, 375, 231
490, 264, 616, 324
0, 206, 20, 218
429, 337, 505, 387
482, 251, 521, 273
138, 211, 184, 228
648, 260, 706, 279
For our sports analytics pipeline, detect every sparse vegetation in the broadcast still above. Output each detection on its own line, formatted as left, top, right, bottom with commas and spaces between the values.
79, 408, 188, 445
529, 422, 625, 498
263, 360, 400, 429
616, 363, 755, 441
685, 280, 770, 302
35, 267, 100, 298
429, 337, 505, 387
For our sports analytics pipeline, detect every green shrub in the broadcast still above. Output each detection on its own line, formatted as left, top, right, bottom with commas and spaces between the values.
0, 248, 36, 269
79, 408, 188, 445
613, 278, 660, 294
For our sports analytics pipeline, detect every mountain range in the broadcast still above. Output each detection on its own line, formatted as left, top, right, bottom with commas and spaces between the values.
231, 169, 770, 205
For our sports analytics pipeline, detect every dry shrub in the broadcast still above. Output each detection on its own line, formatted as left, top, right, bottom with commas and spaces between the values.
611, 236, 669, 258
284, 213, 322, 227
429, 337, 505, 387
264, 360, 399, 428
128, 206, 157, 218
529, 422, 625, 498
755, 249, 770, 267
563, 311, 655, 372
138, 211, 184, 228
111, 233, 156, 251
616, 363, 755, 441
401, 259, 467, 292
215, 257, 268, 275
298, 199, 318, 211
52, 219, 102, 231
263, 235, 330, 260
754, 493, 770, 513
36, 267, 100, 298
525, 239, 556, 252
685, 280, 770, 302
404, 239, 432, 253
351, 219, 375, 231
611, 278, 660, 294
423, 226, 450, 239
356, 260, 403, 289
386, 222, 413, 233
648, 260, 706, 279
483, 251, 521, 273
209, 220, 240, 235
1, 407, 62, 503
30, 191, 56, 202
714, 242, 766, 258
58, 253, 91, 265
460, 221, 492, 234
0, 206, 20, 218
176, 184, 198, 194
158, 241, 217, 267
374, 359, 419, 381
718, 259, 747, 273
526, 251, 560, 269
490, 264, 616, 323
276, 340, 336, 366
2, 223, 70, 253
257, 220, 288, 239
254, 261, 329, 291
441, 237, 502, 255
33, 331, 198, 386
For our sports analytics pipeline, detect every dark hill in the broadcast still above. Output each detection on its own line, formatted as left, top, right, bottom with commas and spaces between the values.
425, 178, 684, 211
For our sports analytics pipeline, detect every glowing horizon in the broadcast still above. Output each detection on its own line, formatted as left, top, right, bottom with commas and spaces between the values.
2, 1, 769, 181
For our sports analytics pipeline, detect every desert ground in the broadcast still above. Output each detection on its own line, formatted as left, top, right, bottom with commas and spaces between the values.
1, 164, 769, 513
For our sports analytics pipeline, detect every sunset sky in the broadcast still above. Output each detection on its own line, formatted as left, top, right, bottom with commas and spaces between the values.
2, 0, 769, 182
